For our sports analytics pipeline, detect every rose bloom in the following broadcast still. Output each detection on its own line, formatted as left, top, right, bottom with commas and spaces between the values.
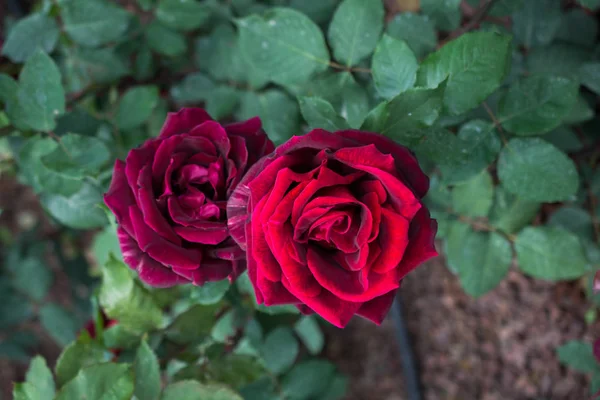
104, 108, 274, 287
227, 129, 437, 327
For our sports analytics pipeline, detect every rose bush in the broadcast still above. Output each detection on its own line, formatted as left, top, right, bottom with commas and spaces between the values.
227, 129, 438, 327
104, 108, 274, 287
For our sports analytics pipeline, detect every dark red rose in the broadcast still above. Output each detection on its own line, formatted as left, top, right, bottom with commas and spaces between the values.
105, 108, 274, 287
227, 129, 437, 328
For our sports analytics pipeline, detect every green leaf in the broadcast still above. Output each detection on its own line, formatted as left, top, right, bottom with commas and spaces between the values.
212, 309, 244, 343
548, 206, 594, 239
262, 327, 299, 375
13, 383, 40, 400
194, 24, 247, 83
497, 138, 579, 202
92, 225, 122, 267
41, 181, 108, 229
55, 109, 103, 137
11, 256, 52, 301
413, 128, 467, 166
200, 354, 266, 389
544, 127, 584, 153
417, 32, 511, 115
439, 120, 501, 184
386, 12, 437, 59
564, 94, 594, 125
24, 356, 55, 400
190, 280, 230, 305
294, 316, 324, 355
237, 8, 330, 86
39, 304, 79, 347
41, 133, 110, 178
17, 136, 81, 196
99, 257, 163, 334
327, 0, 384, 66
0, 289, 34, 327
381, 85, 444, 138
372, 35, 418, 99
61, 48, 130, 93
161, 380, 243, 400
166, 304, 218, 344
298, 96, 350, 131
515, 227, 588, 280
556, 9, 598, 47
134, 340, 161, 400
0, 73, 18, 105
145, 21, 187, 57
55, 363, 134, 400
2, 14, 59, 62
156, 0, 211, 32
60, 0, 131, 47
489, 186, 540, 234
452, 171, 494, 218
300, 72, 368, 129
289, 0, 338, 25
578, 0, 600, 10
206, 86, 241, 120
456, 231, 512, 297
55, 339, 111, 386
321, 374, 348, 400
237, 90, 299, 144
171, 73, 215, 104
239, 378, 280, 400
420, 0, 461, 31
557, 341, 600, 374
512, 0, 561, 48
282, 360, 336, 400
10, 50, 65, 131
103, 324, 140, 349
116, 86, 160, 130
526, 44, 591, 79
444, 221, 471, 274
580, 63, 600, 96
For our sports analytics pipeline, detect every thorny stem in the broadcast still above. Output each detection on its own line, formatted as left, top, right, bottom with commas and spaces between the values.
589, 187, 600, 244
329, 61, 372, 74
444, 0, 502, 43
46, 131, 73, 160
448, 209, 517, 242
483, 101, 509, 145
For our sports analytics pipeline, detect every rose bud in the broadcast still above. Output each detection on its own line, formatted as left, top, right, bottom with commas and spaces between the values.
227, 129, 437, 328
104, 108, 274, 287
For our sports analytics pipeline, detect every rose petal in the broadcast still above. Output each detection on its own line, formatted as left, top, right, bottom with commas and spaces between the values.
125, 141, 160, 198
356, 290, 397, 325
281, 275, 361, 328
372, 207, 410, 274
159, 108, 213, 139
137, 165, 182, 245
171, 259, 230, 285
104, 160, 136, 235
333, 144, 397, 175
173, 224, 229, 245
306, 248, 399, 303
337, 130, 430, 198
117, 227, 188, 287
252, 196, 282, 282
396, 207, 438, 280
130, 206, 202, 270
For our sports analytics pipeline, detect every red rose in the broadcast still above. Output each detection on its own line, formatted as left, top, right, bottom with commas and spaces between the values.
104, 108, 274, 287
227, 129, 437, 327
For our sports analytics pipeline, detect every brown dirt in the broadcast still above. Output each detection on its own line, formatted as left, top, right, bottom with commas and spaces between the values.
328, 256, 600, 400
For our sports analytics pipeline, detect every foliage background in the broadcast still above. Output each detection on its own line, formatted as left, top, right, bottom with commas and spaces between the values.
1, 0, 600, 398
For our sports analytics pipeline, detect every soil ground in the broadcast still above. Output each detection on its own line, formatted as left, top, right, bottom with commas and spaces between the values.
328, 257, 600, 400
